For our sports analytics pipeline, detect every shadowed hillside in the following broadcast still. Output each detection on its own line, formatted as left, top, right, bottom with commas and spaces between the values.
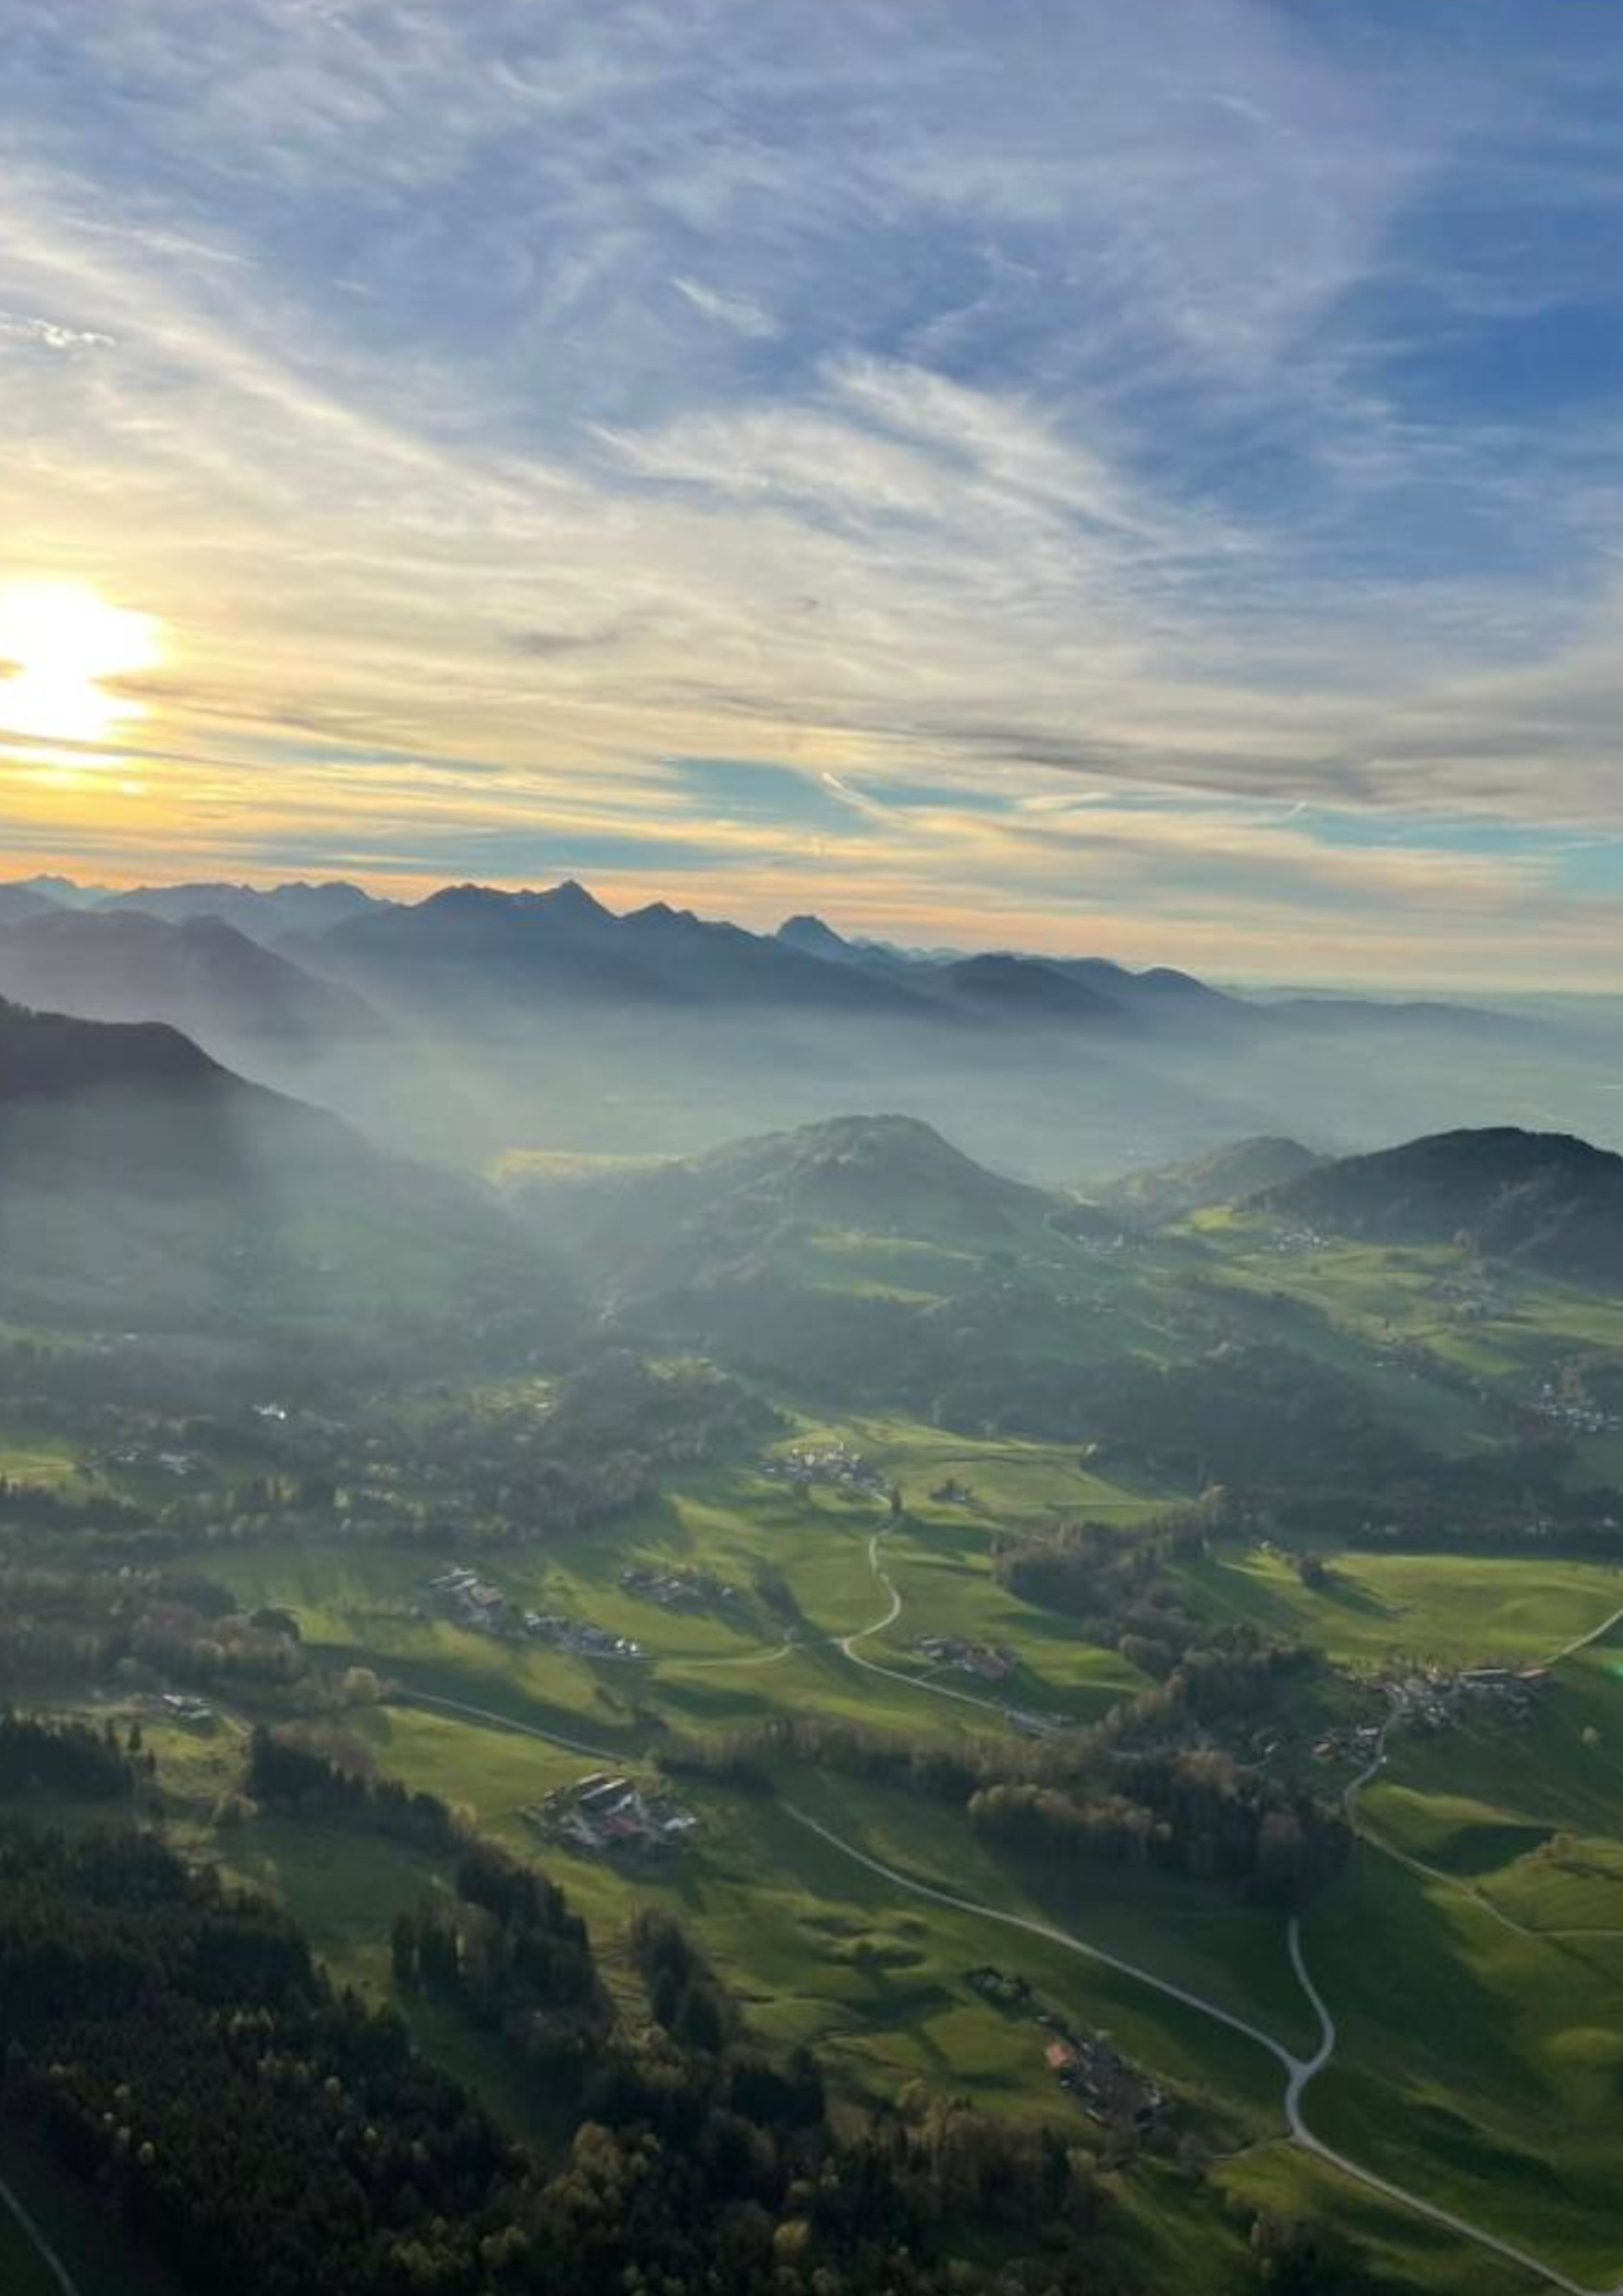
1096, 1135, 1323, 1224
1260, 1126, 1623, 1285
505, 1111, 1075, 1291
0, 908, 380, 1047
0, 999, 573, 1353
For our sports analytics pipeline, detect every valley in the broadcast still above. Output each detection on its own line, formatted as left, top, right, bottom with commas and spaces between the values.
7, 1056, 1623, 2293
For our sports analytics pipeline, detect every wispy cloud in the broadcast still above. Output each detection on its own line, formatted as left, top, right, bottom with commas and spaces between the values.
669, 275, 779, 340
0, 309, 114, 351
2, 1, 1623, 980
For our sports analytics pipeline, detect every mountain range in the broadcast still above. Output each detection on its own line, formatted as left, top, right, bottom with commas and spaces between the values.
0, 873, 1524, 1043
0, 908, 379, 1046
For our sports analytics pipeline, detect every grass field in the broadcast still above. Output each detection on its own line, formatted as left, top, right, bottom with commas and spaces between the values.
19, 1334, 1623, 2296
1186, 1544, 1623, 1673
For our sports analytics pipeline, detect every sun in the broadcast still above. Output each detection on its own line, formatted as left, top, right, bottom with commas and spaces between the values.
0, 579, 160, 747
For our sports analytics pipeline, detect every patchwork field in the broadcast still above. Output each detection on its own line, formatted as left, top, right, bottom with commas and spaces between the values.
18, 1187, 1623, 2296
92, 1418, 1623, 2296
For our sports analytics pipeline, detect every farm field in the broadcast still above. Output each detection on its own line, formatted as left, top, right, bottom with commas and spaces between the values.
109, 1421, 1623, 2296
1184, 1545, 1623, 1673
16, 1184, 1623, 2296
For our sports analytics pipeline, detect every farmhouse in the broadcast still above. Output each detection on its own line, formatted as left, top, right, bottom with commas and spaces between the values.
529, 1770, 696, 1858
915, 1634, 1012, 1681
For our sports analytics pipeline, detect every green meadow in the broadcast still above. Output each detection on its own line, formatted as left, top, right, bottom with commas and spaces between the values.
22, 1201, 1623, 2296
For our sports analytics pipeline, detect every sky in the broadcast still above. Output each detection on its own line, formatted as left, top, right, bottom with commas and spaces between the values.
2, 0, 1623, 985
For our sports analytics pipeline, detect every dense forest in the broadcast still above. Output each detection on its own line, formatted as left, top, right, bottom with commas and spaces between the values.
0, 1825, 1148, 2296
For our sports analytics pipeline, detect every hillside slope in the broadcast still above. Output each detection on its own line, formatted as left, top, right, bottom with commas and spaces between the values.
505, 1111, 1072, 1291
0, 909, 380, 1047
1099, 1135, 1323, 1223
0, 1000, 569, 1352
1260, 1126, 1623, 1284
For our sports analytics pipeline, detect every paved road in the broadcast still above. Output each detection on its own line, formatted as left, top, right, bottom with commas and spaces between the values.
783, 1800, 1301, 2071
0, 2172, 82, 2296
837, 1527, 1059, 1728
398, 1687, 618, 1762
785, 1801, 1620, 2296
394, 1549, 1623, 2290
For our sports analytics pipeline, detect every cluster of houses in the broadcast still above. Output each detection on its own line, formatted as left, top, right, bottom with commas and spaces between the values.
423, 1568, 644, 1658
107, 1446, 204, 1479
1042, 2023, 1166, 2133
762, 1442, 888, 1501
426, 1565, 508, 1629
1378, 1662, 1552, 1734
1308, 1718, 1386, 1766
964, 1968, 1165, 2136
527, 1771, 696, 1859
619, 1564, 737, 1610
1424, 1274, 1505, 1324
1263, 1224, 1325, 1256
914, 1634, 1013, 1681
524, 1613, 644, 1660
1533, 1379, 1620, 1437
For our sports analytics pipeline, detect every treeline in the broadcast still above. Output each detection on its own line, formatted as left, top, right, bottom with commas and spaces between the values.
969, 1758, 1346, 1905
246, 1727, 462, 1855
0, 1710, 139, 1801
993, 1512, 1217, 1673
392, 1844, 609, 2098
666, 1706, 1347, 1910
0, 1560, 339, 1718
0, 1825, 1131, 2296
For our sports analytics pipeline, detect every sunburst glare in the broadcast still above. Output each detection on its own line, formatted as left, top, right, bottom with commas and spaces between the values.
0, 579, 160, 750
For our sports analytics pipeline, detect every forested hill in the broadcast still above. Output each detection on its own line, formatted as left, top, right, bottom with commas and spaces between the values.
0, 998, 575, 1353
1093, 1135, 1322, 1224
1259, 1125, 1623, 1284
0, 1824, 1118, 2296
505, 1111, 1076, 1290
0, 994, 224, 1097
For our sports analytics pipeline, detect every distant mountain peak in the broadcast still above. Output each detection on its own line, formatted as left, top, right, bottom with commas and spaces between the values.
543, 878, 612, 917
776, 913, 852, 959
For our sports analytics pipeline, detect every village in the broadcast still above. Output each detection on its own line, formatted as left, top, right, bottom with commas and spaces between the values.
761, 1440, 890, 1501
1375, 1659, 1552, 1733
619, 1562, 739, 1610
423, 1566, 645, 1659
1291, 1658, 1552, 1772
526, 1769, 698, 1860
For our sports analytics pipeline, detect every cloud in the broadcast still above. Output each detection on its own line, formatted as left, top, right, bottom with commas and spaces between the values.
669, 276, 779, 340
0, 308, 113, 351
2, 1, 1623, 981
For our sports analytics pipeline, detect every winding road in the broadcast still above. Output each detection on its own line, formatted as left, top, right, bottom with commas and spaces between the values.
390, 1532, 1623, 2290
0, 2171, 82, 2296
808, 1536, 1623, 2294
